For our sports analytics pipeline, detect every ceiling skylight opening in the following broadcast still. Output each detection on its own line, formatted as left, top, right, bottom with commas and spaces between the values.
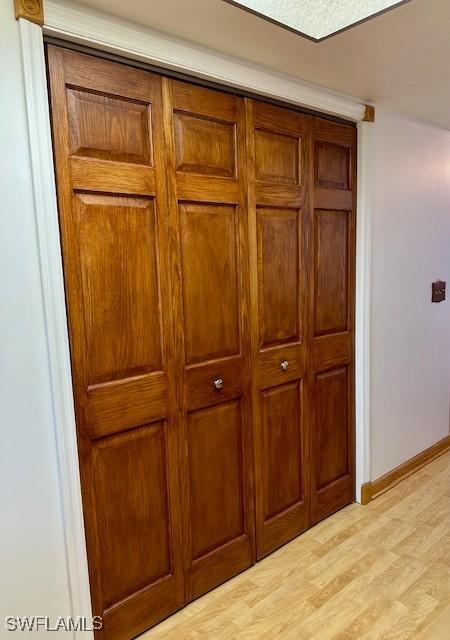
225, 0, 412, 42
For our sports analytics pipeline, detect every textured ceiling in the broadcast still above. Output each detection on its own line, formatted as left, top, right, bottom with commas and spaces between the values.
71, 0, 450, 130
228, 0, 409, 40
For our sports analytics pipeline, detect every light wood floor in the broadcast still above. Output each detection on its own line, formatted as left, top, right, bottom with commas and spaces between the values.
143, 451, 450, 639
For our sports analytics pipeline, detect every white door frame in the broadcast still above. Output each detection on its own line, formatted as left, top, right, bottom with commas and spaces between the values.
18, 2, 372, 631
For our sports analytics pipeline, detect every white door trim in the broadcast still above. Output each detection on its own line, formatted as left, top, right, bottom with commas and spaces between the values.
18, 1, 373, 622
356, 121, 374, 499
43, 0, 365, 122
17, 18, 93, 640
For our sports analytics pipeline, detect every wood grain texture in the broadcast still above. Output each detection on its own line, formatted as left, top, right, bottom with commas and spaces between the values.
74, 193, 162, 385
361, 435, 450, 504
47, 46, 185, 639
143, 450, 450, 640
14, 0, 43, 25
261, 382, 304, 520
363, 105, 376, 122
309, 117, 356, 525
48, 43, 357, 638
163, 78, 255, 601
255, 129, 300, 185
246, 98, 310, 559
314, 210, 349, 336
66, 88, 152, 164
179, 202, 240, 364
315, 368, 350, 490
187, 400, 245, 560
257, 207, 301, 347
174, 112, 236, 177
92, 423, 171, 609
315, 141, 349, 190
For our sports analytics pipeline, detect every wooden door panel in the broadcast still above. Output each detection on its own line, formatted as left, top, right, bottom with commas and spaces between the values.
254, 129, 300, 185
255, 183, 303, 208
309, 118, 356, 525
179, 203, 240, 364
259, 344, 305, 390
70, 157, 155, 195
247, 99, 309, 558
313, 333, 352, 372
87, 373, 167, 438
176, 174, 239, 203
315, 141, 350, 190
261, 382, 304, 519
315, 368, 349, 489
314, 188, 352, 210
314, 209, 349, 336
75, 193, 162, 385
174, 112, 236, 177
185, 358, 243, 412
66, 88, 152, 163
259, 381, 307, 555
312, 366, 353, 521
61, 50, 154, 102
257, 207, 301, 347
171, 79, 238, 121
164, 78, 255, 599
47, 46, 184, 640
187, 400, 245, 560
49, 42, 358, 636
92, 423, 171, 610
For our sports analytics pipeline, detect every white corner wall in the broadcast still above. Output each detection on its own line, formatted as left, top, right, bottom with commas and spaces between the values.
0, 1, 73, 635
370, 107, 450, 480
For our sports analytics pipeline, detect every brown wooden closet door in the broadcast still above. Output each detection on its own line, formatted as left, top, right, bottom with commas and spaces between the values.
309, 118, 356, 524
162, 79, 255, 599
246, 100, 310, 559
47, 47, 184, 639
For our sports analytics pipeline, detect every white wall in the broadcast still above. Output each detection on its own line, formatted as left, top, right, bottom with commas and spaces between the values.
0, 2, 73, 635
370, 107, 450, 479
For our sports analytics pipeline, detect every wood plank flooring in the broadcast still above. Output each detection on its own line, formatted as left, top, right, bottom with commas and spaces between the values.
142, 451, 450, 639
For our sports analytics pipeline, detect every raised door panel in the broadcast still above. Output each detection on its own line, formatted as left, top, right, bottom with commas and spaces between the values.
255, 129, 300, 185
75, 194, 162, 385
164, 79, 254, 599
314, 209, 349, 337
247, 99, 309, 559
188, 400, 244, 560
174, 112, 236, 177
179, 203, 240, 364
47, 46, 184, 640
315, 368, 349, 490
309, 118, 356, 525
67, 88, 152, 164
257, 208, 301, 348
315, 141, 349, 190
311, 367, 353, 521
259, 381, 306, 555
92, 423, 171, 610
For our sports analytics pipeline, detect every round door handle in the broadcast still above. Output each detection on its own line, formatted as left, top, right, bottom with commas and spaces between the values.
213, 378, 224, 390
280, 360, 289, 371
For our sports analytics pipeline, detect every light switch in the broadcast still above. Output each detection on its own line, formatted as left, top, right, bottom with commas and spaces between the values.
432, 280, 446, 303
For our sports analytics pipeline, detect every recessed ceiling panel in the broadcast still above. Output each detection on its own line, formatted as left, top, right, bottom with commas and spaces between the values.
225, 0, 411, 41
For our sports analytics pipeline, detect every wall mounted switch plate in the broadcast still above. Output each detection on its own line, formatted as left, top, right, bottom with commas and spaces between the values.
432, 280, 446, 303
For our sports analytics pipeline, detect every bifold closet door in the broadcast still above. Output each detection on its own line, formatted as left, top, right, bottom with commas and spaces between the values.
48, 42, 357, 639
309, 118, 356, 524
246, 99, 310, 559
162, 79, 255, 599
47, 47, 185, 639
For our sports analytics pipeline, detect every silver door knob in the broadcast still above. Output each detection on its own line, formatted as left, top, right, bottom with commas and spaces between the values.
213, 378, 224, 390
280, 360, 289, 371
